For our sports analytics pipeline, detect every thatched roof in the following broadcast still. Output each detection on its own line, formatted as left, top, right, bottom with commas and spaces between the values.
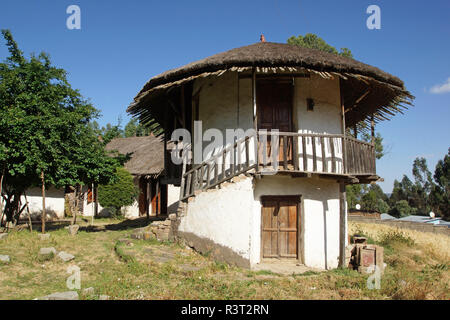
128, 42, 413, 131
105, 135, 164, 177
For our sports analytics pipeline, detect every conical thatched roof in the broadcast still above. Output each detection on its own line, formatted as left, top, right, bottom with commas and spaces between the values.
105, 135, 164, 177
128, 42, 413, 131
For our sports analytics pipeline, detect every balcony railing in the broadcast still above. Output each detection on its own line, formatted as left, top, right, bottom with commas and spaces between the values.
180, 131, 376, 200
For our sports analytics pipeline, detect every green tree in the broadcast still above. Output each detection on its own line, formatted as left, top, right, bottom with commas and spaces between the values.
430, 148, 450, 220
287, 33, 353, 58
97, 167, 138, 216
0, 30, 119, 231
390, 200, 413, 218
411, 157, 433, 214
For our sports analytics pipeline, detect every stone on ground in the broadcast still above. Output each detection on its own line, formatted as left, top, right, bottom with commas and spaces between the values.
57, 251, 75, 262
68, 224, 80, 235
82, 287, 95, 295
38, 247, 57, 261
38, 291, 79, 300
38, 233, 50, 241
179, 264, 201, 272
0, 254, 10, 263
99, 294, 110, 300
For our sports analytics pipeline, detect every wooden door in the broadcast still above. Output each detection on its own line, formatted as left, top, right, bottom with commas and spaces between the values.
261, 196, 300, 259
257, 81, 293, 167
138, 177, 148, 216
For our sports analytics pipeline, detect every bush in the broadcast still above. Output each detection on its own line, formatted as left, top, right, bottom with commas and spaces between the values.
97, 167, 138, 216
389, 200, 413, 218
379, 230, 415, 247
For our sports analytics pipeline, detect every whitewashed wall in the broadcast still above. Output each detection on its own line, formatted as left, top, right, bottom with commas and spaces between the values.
194, 72, 344, 174
253, 175, 346, 269
19, 187, 65, 219
167, 184, 180, 213
180, 175, 346, 270
184, 71, 347, 269
178, 177, 255, 261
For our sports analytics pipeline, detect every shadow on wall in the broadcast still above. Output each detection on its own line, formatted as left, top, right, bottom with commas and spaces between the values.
22, 210, 60, 222
168, 201, 179, 214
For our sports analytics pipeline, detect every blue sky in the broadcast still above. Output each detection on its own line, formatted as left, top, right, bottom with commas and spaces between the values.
1, 0, 449, 193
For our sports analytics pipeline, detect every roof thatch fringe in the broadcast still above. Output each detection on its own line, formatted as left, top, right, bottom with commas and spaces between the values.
105, 136, 164, 177
127, 42, 414, 131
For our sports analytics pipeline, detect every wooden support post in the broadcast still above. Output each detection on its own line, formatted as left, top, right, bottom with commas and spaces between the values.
146, 179, 151, 221
252, 68, 257, 131
340, 78, 347, 174
339, 182, 347, 268
371, 114, 375, 144
0, 165, 4, 225
41, 170, 46, 234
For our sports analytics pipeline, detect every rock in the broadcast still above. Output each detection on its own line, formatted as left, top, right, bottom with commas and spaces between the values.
168, 213, 177, 221
99, 295, 110, 300
38, 247, 57, 261
143, 231, 154, 241
57, 251, 75, 262
0, 255, 10, 263
38, 291, 79, 300
0, 233, 8, 241
82, 287, 95, 295
179, 264, 201, 272
131, 232, 143, 240
156, 229, 169, 241
117, 238, 133, 246
38, 233, 50, 241
68, 225, 80, 235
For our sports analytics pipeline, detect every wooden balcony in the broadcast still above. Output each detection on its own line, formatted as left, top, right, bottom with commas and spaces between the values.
180, 131, 377, 200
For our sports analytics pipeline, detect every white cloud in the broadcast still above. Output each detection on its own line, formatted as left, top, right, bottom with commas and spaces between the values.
429, 77, 450, 94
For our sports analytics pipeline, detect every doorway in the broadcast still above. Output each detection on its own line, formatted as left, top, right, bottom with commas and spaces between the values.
256, 80, 294, 168
261, 195, 301, 259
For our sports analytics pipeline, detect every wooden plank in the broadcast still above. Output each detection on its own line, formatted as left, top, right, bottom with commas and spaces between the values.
312, 136, 317, 172
261, 137, 268, 168
192, 170, 197, 194
293, 135, 299, 171
214, 161, 218, 184
321, 136, 327, 173
199, 166, 204, 190
245, 138, 250, 169
283, 136, 288, 170
236, 139, 242, 172
302, 136, 307, 172
185, 173, 192, 198
330, 138, 336, 173
222, 150, 226, 179
206, 162, 211, 188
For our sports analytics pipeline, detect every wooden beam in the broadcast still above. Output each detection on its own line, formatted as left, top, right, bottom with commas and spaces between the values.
339, 182, 347, 268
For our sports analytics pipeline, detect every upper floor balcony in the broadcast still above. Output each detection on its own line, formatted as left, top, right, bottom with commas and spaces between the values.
179, 131, 377, 200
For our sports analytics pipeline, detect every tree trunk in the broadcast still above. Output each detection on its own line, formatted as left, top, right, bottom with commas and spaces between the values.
24, 192, 33, 232
72, 185, 80, 225
0, 165, 5, 227
41, 170, 46, 234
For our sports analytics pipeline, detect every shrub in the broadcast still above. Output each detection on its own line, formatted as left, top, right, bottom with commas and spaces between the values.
379, 230, 415, 247
97, 167, 138, 216
389, 200, 413, 218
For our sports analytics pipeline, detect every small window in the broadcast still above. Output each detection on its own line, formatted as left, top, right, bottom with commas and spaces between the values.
307, 98, 315, 111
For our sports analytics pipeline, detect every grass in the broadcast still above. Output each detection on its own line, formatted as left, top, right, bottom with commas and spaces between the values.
0, 220, 448, 300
